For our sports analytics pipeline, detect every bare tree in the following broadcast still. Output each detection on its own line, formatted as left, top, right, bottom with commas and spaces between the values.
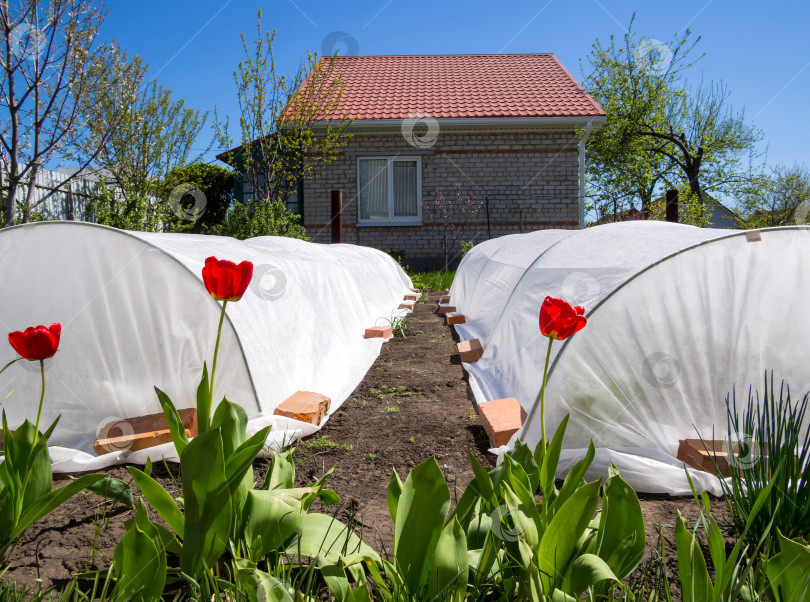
422, 183, 483, 271
0, 0, 118, 226
216, 10, 352, 207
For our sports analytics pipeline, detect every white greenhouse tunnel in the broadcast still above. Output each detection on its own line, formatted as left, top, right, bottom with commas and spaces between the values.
451, 221, 810, 495
0, 222, 413, 471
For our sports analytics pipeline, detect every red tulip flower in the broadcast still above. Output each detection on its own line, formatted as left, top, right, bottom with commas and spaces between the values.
539, 296, 587, 340
202, 257, 253, 302
536, 297, 587, 452
8, 323, 61, 361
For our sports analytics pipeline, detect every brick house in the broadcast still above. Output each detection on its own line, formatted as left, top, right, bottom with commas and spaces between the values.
220, 54, 606, 268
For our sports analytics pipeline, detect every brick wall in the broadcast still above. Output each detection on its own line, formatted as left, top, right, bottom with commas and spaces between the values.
303, 128, 581, 269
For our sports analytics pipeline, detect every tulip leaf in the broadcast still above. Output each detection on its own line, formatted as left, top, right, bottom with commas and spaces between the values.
112, 524, 166, 602
179, 429, 232, 578
428, 516, 468, 602
82, 476, 134, 508
244, 489, 305, 555
127, 466, 185, 538
386, 468, 403, 524
11, 473, 106, 544
537, 478, 602, 592
393, 457, 451, 593
154, 387, 188, 455
284, 513, 379, 563
592, 466, 645, 580
237, 566, 294, 602
196, 362, 211, 434
262, 449, 295, 490
561, 553, 619, 597
766, 531, 810, 602
674, 510, 712, 602
540, 414, 569, 500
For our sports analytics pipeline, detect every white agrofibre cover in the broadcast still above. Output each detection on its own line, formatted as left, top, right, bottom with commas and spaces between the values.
0, 222, 413, 471
451, 221, 810, 495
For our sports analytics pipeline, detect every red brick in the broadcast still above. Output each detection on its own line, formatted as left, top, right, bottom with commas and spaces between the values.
409, 287, 420, 293
365, 325, 393, 339
274, 391, 332, 425
478, 398, 527, 447
404, 293, 419, 301
399, 300, 415, 310
437, 305, 456, 315
457, 339, 483, 363
677, 439, 737, 477
94, 409, 198, 456
446, 313, 466, 325
440, 295, 451, 304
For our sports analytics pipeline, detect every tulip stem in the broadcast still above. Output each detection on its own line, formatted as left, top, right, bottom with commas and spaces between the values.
33, 360, 45, 445
540, 337, 553, 450
207, 300, 227, 430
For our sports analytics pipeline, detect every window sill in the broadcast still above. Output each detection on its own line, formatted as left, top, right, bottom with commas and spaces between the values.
357, 219, 423, 227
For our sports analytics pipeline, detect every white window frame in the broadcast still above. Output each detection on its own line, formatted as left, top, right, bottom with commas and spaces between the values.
356, 156, 422, 226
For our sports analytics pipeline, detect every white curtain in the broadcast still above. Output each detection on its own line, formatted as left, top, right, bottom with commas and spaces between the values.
359, 159, 388, 219
393, 160, 417, 217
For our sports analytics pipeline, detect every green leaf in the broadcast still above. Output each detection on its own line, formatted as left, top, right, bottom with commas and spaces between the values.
540, 415, 569, 499
262, 449, 295, 490
766, 531, 810, 602
196, 362, 211, 434
555, 441, 595, 515
236, 567, 294, 602
674, 510, 712, 602
509, 439, 541, 493
592, 467, 645, 580
284, 512, 379, 563
537, 478, 602, 592
224, 425, 271, 492
112, 525, 166, 601
561, 553, 619, 597
179, 429, 232, 577
386, 468, 403, 524
211, 397, 248, 457
244, 489, 305, 555
83, 477, 134, 508
393, 456, 451, 593
428, 516, 468, 601
154, 387, 189, 455
127, 467, 185, 538
10, 473, 106, 544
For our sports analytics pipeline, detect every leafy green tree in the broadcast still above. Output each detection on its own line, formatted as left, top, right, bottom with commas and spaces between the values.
737, 163, 810, 228
215, 10, 352, 208
211, 198, 308, 241
159, 162, 234, 234
583, 16, 762, 220
82, 44, 210, 204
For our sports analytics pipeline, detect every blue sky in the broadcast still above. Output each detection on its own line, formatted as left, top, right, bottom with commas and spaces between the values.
102, 0, 809, 171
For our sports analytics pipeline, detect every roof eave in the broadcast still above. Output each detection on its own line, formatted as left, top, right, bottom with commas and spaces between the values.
312, 115, 607, 131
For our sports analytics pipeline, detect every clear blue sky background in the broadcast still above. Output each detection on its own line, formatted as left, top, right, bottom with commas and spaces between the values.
101, 0, 809, 172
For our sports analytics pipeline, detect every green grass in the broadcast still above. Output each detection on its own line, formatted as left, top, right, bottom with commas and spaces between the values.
371, 385, 416, 400
408, 270, 455, 292
300, 435, 353, 452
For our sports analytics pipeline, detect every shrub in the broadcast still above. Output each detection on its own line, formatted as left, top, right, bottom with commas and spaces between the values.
212, 198, 308, 240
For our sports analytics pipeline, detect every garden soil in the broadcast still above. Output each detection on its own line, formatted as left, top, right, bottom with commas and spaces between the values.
4, 290, 729, 596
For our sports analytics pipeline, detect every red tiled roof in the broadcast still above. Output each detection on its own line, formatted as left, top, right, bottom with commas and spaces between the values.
310, 54, 604, 121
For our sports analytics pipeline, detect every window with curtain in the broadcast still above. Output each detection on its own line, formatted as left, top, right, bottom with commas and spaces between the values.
357, 157, 421, 225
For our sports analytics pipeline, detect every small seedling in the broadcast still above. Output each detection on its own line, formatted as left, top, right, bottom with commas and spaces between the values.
386, 446, 393, 452
433, 385, 442, 392
468, 412, 478, 422
432, 397, 439, 403
368, 453, 377, 461
302, 435, 353, 451
384, 406, 400, 413
428, 338, 437, 343
361, 400, 369, 407
409, 436, 416, 443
